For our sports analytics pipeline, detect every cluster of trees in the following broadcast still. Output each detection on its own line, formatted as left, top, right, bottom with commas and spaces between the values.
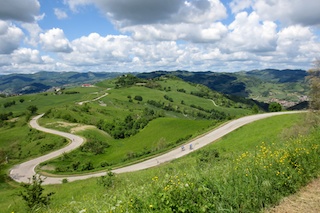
147, 98, 229, 120
3, 100, 16, 108
190, 90, 210, 98
268, 102, 282, 112
97, 108, 161, 139
0, 112, 13, 121
56, 160, 95, 172
80, 138, 110, 155
127, 95, 143, 102
177, 88, 186, 93
64, 91, 79, 94
190, 104, 228, 120
163, 94, 173, 102
115, 74, 145, 88
147, 99, 178, 112
144, 80, 162, 89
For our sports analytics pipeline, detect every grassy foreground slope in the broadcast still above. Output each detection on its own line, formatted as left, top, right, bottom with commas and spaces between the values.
2, 113, 318, 212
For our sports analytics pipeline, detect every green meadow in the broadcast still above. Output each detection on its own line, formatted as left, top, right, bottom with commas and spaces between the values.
1, 113, 319, 213
1, 75, 317, 212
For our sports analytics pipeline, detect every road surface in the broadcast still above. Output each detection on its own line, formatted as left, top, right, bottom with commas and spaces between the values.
10, 111, 303, 185
77, 92, 109, 105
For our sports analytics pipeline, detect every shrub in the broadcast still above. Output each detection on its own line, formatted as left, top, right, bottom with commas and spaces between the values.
177, 88, 186, 93
64, 91, 79, 94
3, 100, 15, 108
62, 178, 68, 184
27, 105, 38, 114
19, 175, 55, 210
269, 102, 282, 112
164, 94, 173, 102
82, 161, 94, 171
100, 161, 110, 167
97, 171, 115, 188
80, 139, 110, 155
134, 95, 143, 101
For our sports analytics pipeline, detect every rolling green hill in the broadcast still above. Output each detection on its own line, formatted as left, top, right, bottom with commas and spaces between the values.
0, 73, 317, 213
137, 69, 309, 108
1, 74, 256, 175
1, 69, 309, 109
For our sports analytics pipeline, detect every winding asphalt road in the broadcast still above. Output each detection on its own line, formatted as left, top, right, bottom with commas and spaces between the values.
10, 111, 303, 185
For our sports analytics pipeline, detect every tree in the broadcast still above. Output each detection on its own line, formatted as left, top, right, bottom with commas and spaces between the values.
252, 104, 259, 114
19, 175, 55, 210
307, 59, 320, 110
134, 95, 143, 101
269, 102, 282, 112
27, 105, 38, 114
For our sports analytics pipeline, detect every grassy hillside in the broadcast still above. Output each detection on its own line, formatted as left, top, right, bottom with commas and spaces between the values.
1, 69, 309, 108
36, 75, 254, 174
0, 75, 254, 176
137, 69, 309, 107
2, 113, 318, 213
1, 74, 314, 212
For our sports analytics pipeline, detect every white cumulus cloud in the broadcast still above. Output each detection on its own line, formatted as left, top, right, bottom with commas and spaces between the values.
39, 28, 73, 53
224, 12, 277, 53
0, 21, 24, 54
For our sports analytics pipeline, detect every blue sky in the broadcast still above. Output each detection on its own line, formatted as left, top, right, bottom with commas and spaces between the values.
0, 0, 319, 74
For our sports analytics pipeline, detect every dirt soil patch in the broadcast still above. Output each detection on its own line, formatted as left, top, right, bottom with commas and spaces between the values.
46, 121, 94, 133
265, 177, 320, 213
70, 125, 95, 133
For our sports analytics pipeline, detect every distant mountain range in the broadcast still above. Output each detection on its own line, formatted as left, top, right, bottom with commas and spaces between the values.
0, 71, 122, 94
0, 69, 309, 108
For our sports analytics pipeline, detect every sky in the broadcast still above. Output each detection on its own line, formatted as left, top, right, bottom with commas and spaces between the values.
0, 0, 319, 74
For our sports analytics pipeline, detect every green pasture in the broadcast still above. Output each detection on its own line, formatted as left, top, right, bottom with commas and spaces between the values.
0, 117, 67, 165
2, 113, 316, 213
0, 86, 105, 115
2, 75, 302, 212
40, 118, 213, 174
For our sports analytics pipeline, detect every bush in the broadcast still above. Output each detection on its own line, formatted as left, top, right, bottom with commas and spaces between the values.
19, 175, 55, 210
62, 178, 68, 184
80, 139, 110, 155
64, 91, 79, 94
3, 100, 15, 108
134, 95, 143, 101
82, 161, 94, 171
27, 105, 38, 114
100, 161, 110, 167
269, 102, 282, 112
97, 171, 115, 188
164, 94, 173, 102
